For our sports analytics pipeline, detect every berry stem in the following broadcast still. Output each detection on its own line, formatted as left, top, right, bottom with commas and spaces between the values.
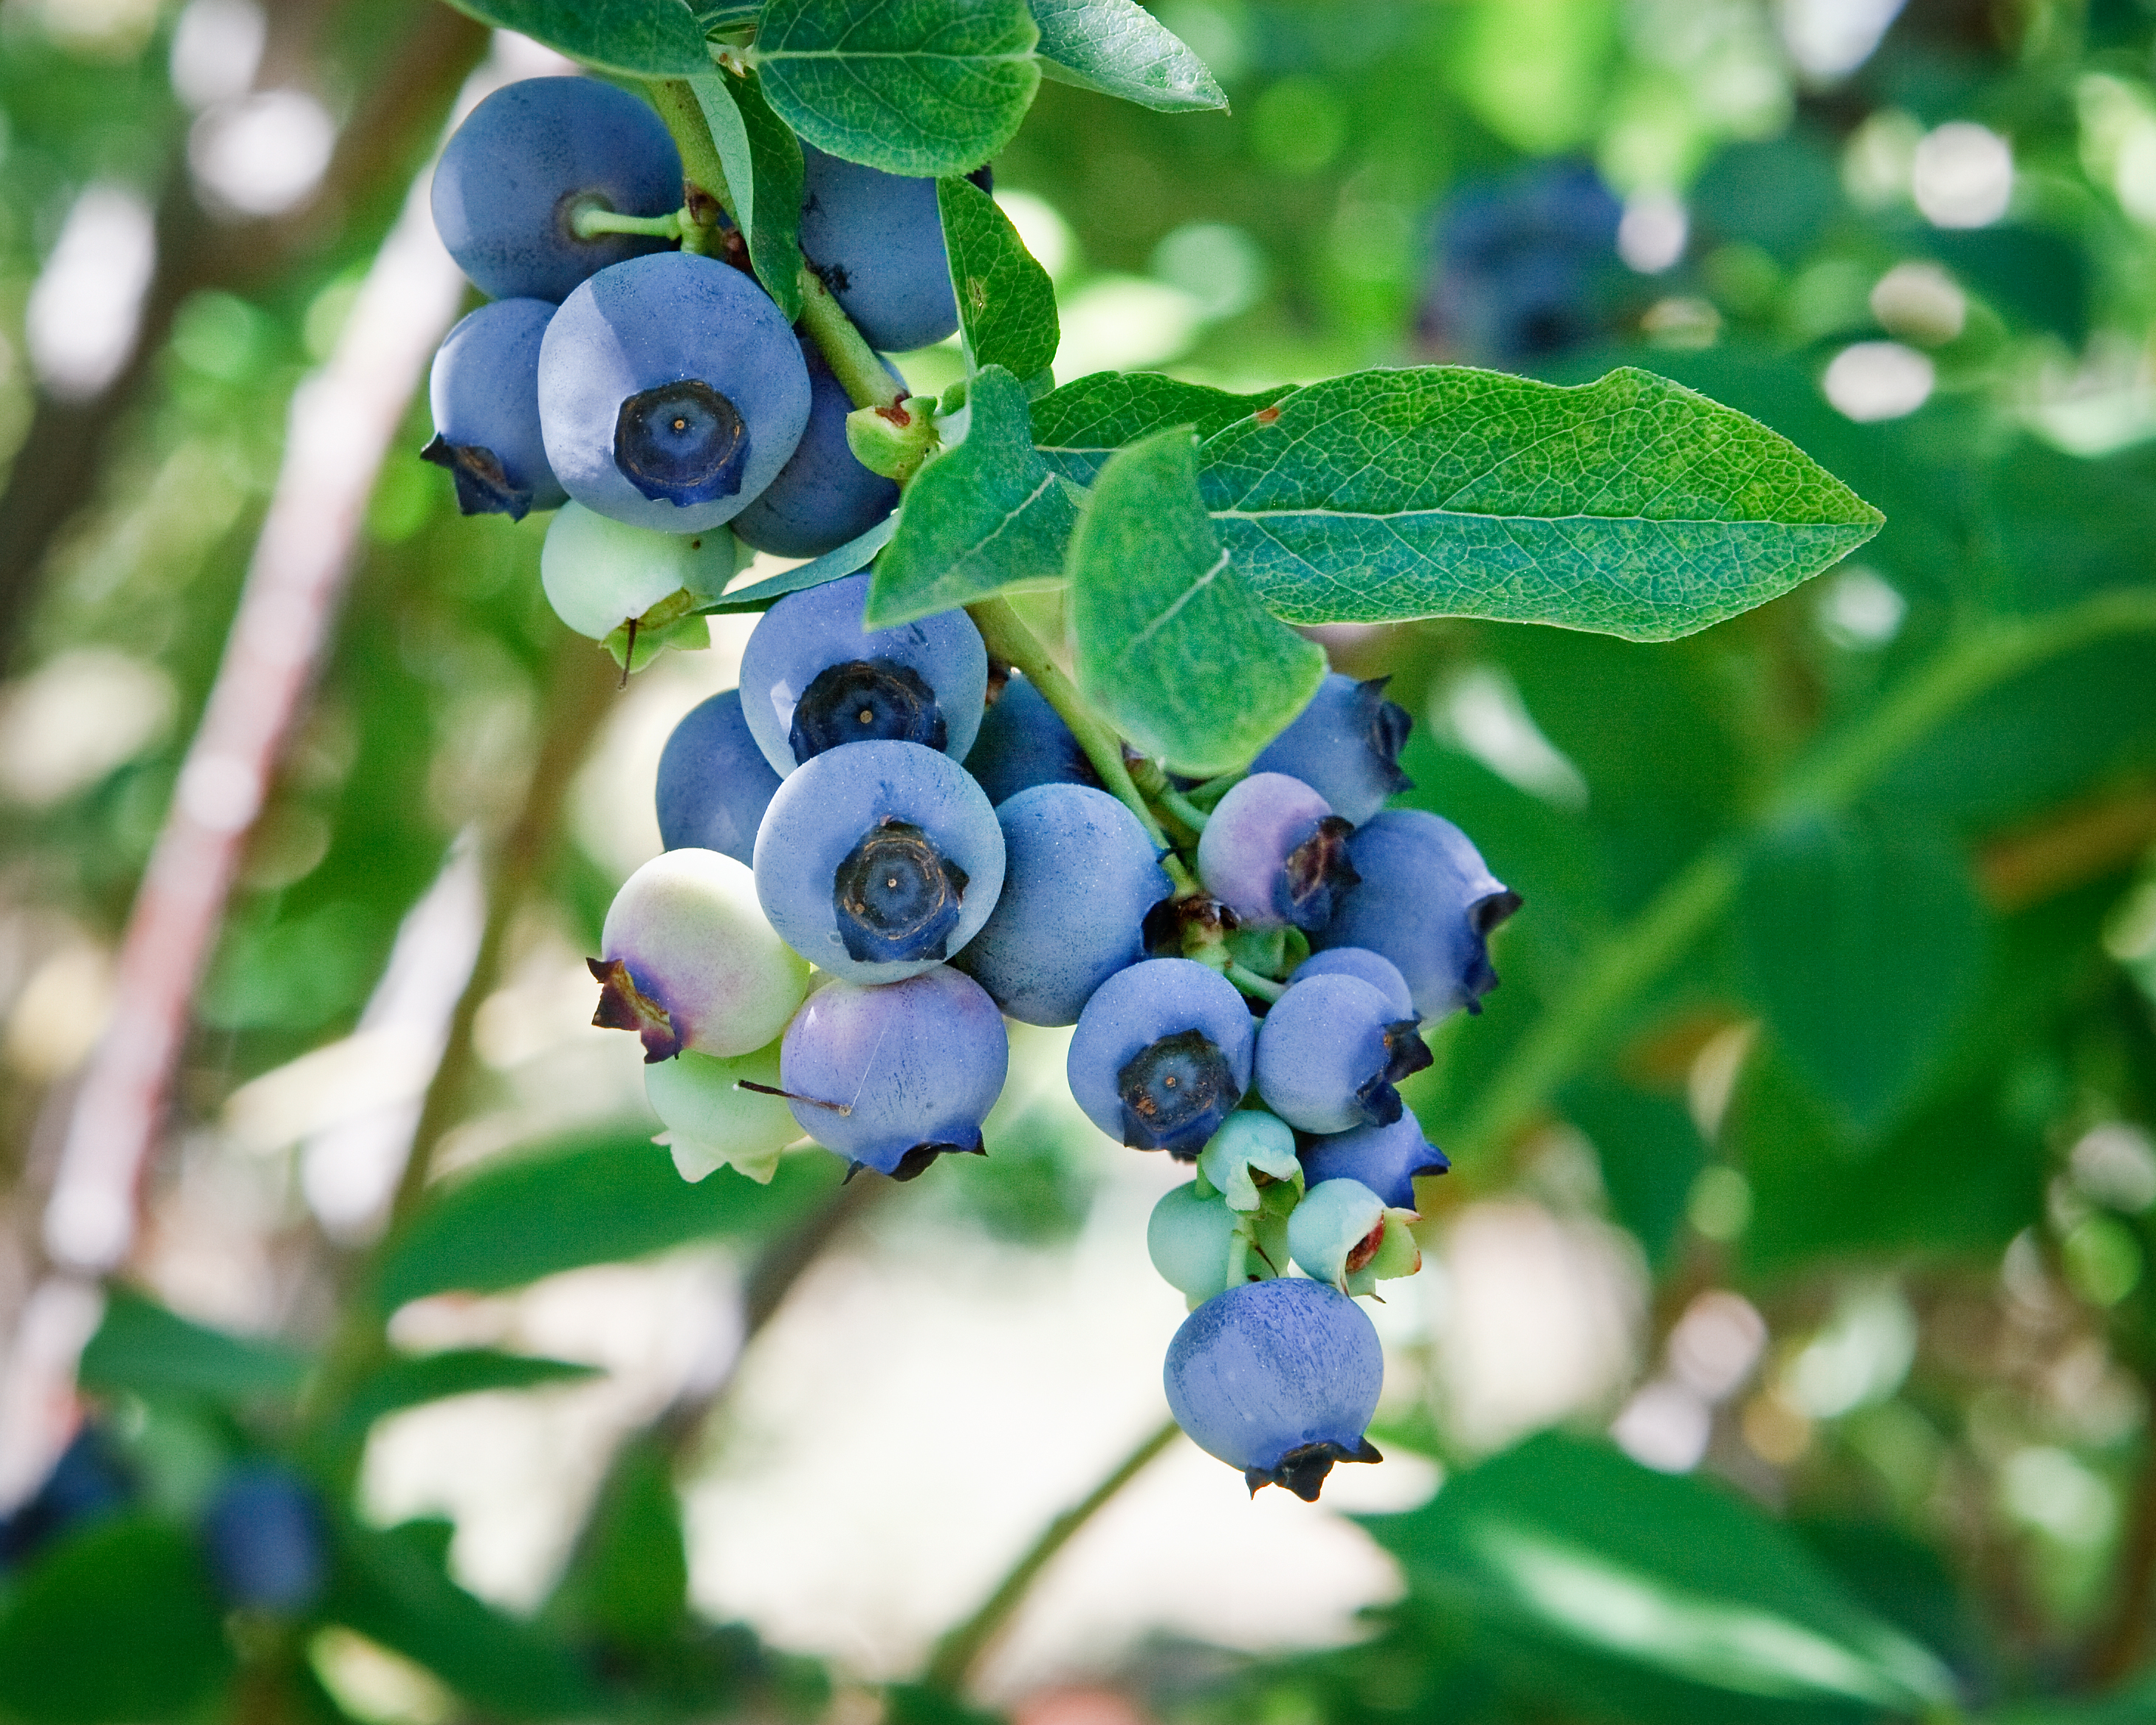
965, 597, 1193, 886
1184, 769, 1246, 812
922, 1416, 1181, 1695
570, 205, 684, 241
646, 78, 904, 413
1224, 961, 1286, 1003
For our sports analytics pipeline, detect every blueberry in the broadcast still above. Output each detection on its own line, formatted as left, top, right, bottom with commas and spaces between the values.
596, 848, 811, 1061
538, 252, 811, 532
1300, 1114, 1449, 1211
431, 78, 683, 303
1195, 772, 1358, 932
752, 739, 1005, 984
1418, 160, 1624, 367
655, 689, 783, 867
952, 783, 1172, 1026
1163, 1278, 1384, 1501
540, 503, 738, 640
737, 569, 989, 775
422, 298, 566, 520
1312, 811, 1520, 1020
200, 1464, 326, 1614
0, 1426, 132, 1572
798, 143, 960, 351
1249, 673, 1414, 826
1195, 1110, 1302, 1212
645, 1039, 802, 1184
1065, 958, 1254, 1156
1286, 1178, 1424, 1297
1291, 947, 1415, 1019
1253, 973, 1432, 1134
731, 338, 903, 558
1147, 1180, 1242, 1306
962, 672, 1101, 807
778, 967, 1008, 1179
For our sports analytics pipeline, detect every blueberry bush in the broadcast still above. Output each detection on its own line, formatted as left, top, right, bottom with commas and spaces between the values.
4, 2, 2156, 1723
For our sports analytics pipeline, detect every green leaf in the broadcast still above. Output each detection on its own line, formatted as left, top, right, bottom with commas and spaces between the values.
439, 0, 712, 76
329, 1525, 597, 1719
549, 1437, 687, 1647
1027, 0, 1226, 111
752, 0, 1041, 177
1068, 427, 1326, 776
1562, 1078, 1703, 1272
375, 1134, 833, 1308
78, 1285, 309, 1404
688, 69, 806, 318
334, 1349, 601, 1443
1032, 371, 1292, 486
865, 366, 1079, 628
1362, 1432, 1957, 1721
1736, 815, 1988, 1137
937, 176, 1057, 380
701, 515, 896, 614
0, 1517, 233, 1724
1195, 366, 1884, 642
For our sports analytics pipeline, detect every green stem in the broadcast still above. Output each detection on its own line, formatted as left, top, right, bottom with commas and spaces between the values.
798, 265, 907, 411
1185, 770, 1246, 812
647, 79, 739, 224
1448, 586, 2156, 1166
1156, 786, 1211, 834
1226, 961, 1286, 1003
571, 205, 684, 241
967, 597, 1178, 859
924, 1418, 1181, 1695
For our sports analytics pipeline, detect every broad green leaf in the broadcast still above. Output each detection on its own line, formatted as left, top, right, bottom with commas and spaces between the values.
0, 1517, 233, 1724
752, 0, 1041, 177
1736, 815, 1988, 1137
1028, 0, 1226, 111
937, 176, 1057, 381
1562, 1078, 1703, 1272
1068, 428, 1325, 776
694, 2, 761, 28
329, 1525, 597, 1719
439, 0, 711, 76
688, 69, 806, 318
865, 366, 1079, 627
1362, 1432, 1957, 1721
78, 1285, 309, 1403
375, 1134, 832, 1308
701, 515, 896, 614
334, 1349, 601, 1442
1031, 371, 1292, 486
1195, 366, 1884, 642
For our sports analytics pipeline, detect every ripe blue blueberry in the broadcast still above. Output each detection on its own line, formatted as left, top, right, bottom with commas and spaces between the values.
0, 1426, 131, 1571
200, 1464, 327, 1614
1313, 811, 1520, 1020
538, 252, 811, 532
645, 1040, 802, 1184
778, 967, 1008, 1179
1249, 673, 1414, 826
737, 570, 989, 775
1195, 772, 1357, 931
1253, 973, 1432, 1134
1291, 947, 1415, 1019
431, 78, 683, 303
752, 739, 1005, 984
422, 298, 566, 520
656, 690, 783, 867
731, 338, 902, 558
1299, 1114, 1449, 1210
596, 848, 811, 1060
798, 143, 961, 351
1419, 161, 1624, 366
1066, 958, 1255, 1156
953, 783, 1172, 1026
962, 673, 1100, 807
1163, 1278, 1384, 1501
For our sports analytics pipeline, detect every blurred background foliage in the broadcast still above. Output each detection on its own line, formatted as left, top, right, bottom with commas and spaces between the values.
4, 1, 2156, 1723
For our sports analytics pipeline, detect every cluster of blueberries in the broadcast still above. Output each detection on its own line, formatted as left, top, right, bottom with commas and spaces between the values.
1, 1431, 325, 1615
627, 574, 1517, 1501
425, 75, 964, 648
417, 75, 1520, 1502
